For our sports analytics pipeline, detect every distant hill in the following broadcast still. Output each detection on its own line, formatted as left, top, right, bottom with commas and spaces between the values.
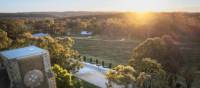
0, 11, 119, 18
0, 13, 54, 18
1, 11, 199, 19
27, 11, 118, 17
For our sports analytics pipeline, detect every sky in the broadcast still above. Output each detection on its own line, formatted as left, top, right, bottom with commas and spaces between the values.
0, 0, 200, 12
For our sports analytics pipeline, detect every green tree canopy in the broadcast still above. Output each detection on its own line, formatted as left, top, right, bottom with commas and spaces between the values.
136, 58, 167, 88
52, 64, 83, 88
129, 36, 183, 88
107, 58, 167, 88
130, 36, 183, 74
0, 29, 11, 50
106, 65, 136, 88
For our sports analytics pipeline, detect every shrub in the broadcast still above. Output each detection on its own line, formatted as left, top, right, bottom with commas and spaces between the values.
52, 64, 83, 88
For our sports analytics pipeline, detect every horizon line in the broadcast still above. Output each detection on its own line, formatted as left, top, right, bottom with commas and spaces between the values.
0, 10, 200, 13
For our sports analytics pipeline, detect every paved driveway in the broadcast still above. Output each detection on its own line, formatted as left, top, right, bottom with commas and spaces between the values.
75, 63, 109, 88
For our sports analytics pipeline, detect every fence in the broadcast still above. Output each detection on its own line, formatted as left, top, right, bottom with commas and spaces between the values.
80, 55, 113, 69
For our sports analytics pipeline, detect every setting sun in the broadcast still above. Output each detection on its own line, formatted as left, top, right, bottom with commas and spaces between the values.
127, 0, 169, 12
125, 12, 155, 26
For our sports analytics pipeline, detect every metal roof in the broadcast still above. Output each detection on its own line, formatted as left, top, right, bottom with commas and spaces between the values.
0, 46, 46, 60
32, 33, 48, 37
80, 31, 92, 35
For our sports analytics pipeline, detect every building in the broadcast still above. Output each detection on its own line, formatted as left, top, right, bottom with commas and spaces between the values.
0, 46, 56, 88
80, 31, 92, 36
32, 33, 49, 37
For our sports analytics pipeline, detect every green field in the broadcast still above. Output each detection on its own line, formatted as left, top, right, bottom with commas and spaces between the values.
73, 38, 140, 66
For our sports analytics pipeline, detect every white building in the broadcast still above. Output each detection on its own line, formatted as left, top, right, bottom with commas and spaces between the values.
80, 31, 92, 36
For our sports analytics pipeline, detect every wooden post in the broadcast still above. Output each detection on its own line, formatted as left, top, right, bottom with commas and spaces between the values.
102, 61, 104, 67
90, 58, 92, 63
109, 63, 112, 68
83, 56, 86, 62
96, 59, 98, 64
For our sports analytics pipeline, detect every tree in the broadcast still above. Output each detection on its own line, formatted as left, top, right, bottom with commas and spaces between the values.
0, 19, 29, 39
107, 58, 167, 88
136, 58, 167, 88
0, 29, 11, 50
106, 65, 136, 88
52, 19, 67, 35
182, 67, 196, 88
33, 20, 53, 33
136, 72, 151, 88
130, 36, 183, 87
132, 36, 182, 73
52, 64, 83, 88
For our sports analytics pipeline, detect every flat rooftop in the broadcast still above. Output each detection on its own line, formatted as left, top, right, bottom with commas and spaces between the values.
0, 46, 45, 60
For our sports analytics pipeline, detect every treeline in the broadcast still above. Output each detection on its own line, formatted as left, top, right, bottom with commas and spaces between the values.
0, 13, 54, 18
66, 12, 200, 42
0, 12, 200, 42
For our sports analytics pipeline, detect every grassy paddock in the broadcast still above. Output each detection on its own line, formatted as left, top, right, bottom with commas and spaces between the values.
73, 38, 140, 65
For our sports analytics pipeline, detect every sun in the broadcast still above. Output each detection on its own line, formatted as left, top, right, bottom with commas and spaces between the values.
130, 0, 168, 12
122, 0, 167, 25
125, 12, 156, 27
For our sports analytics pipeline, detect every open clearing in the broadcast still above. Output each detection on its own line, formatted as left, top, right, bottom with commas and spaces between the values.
73, 38, 140, 66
